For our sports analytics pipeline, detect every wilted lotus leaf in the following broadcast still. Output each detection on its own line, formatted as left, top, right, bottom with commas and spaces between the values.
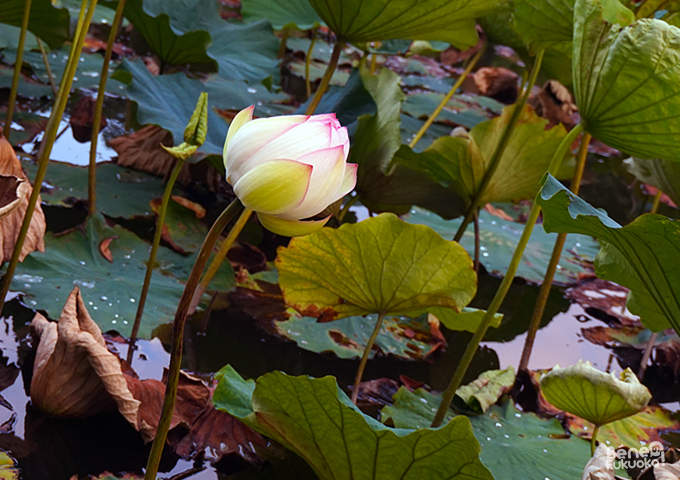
276, 213, 476, 321
0, 175, 27, 220
625, 157, 680, 207
540, 361, 651, 426
0, 136, 45, 262
454, 366, 516, 414
581, 444, 616, 480
30, 287, 140, 422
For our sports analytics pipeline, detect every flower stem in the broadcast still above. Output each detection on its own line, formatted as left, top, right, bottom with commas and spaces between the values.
3, 0, 32, 140
518, 132, 591, 372
409, 45, 485, 150
143, 198, 244, 480
187, 207, 253, 316
305, 29, 317, 100
36, 37, 58, 97
88, 0, 127, 217
453, 49, 545, 243
337, 194, 359, 223
305, 41, 343, 115
127, 158, 185, 365
473, 209, 480, 275
0, 0, 99, 313
591, 425, 600, 456
430, 123, 585, 428
351, 312, 386, 405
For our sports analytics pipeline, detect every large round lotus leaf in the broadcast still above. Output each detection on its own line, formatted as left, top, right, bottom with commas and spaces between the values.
573, 0, 680, 162
307, 0, 506, 49
540, 360, 652, 426
214, 366, 494, 480
276, 213, 477, 321
241, 0, 323, 30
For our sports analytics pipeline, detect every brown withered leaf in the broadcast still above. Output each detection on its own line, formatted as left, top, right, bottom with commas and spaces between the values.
228, 243, 267, 273
528, 80, 578, 129
99, 236, 117, 262
0, 135, 45, 262
109, 125, 221, 190
29, 287, 141, 422
171, 195, 205, 218
566, 277, 638, 325
69, 96, 107, 143
473, 66, 519, 104
0, 175, 27, 220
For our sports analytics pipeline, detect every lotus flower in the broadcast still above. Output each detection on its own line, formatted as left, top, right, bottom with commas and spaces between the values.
223, 107, 357, 236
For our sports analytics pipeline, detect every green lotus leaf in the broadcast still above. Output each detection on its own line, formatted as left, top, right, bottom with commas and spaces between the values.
431, 307, 503, 333
393, 105, 575, 207
512, 0, 576, 53
573, 0, 680, 162
538, 174, 680, 334
540, 360, 651, 426
241, 0, 323, 30
381, 389, 592, 480
636, 0, 680, 20
213, 367, 494, 480
0, 0, 70, 49
624, 157, 680, 207
454, 367, 516, 414
276, 213, 477, 321
307, 0, 509, 49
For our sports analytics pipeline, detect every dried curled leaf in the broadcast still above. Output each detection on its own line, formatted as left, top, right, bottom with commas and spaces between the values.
30, 287, 140, 422
0, 175, 27, 220
0, 136, 45, 262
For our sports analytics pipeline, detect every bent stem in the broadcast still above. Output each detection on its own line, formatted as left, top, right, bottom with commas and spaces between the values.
0, 0, 99, 312
88, 0, 127, 217
453, 49, 545, 242
36, 37, 58, 97
591, 425, 600, 456
143, 199, 245, 480
409, 45, 485, 149
305, 29, 317, 100
518, 133, 591, 372
430, 123, 585, 428
127, 158, 185, 364
3, 0, 32, 140
188, 207, 253, 316
351, 312, 386, 405
305, 41, 343, 115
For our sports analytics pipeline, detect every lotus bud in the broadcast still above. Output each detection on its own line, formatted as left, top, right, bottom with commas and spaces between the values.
223, 107, 357, 237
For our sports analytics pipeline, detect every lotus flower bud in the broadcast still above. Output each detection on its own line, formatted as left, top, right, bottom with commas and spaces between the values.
223, 107, 357, 236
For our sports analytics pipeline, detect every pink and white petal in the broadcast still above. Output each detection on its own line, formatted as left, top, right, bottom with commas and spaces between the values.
332, 162, 358, 202
233, 159, 312, 215
308, 113, 337, 124
286, 146, 347, 219
225, 115, 308, 180
245, 120, 335, 168
257, 213, 330, 237
223, 106, 254, 162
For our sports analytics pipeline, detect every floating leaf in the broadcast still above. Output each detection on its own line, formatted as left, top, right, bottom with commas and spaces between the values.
0, 0, 70, 49
276, 213, 476, 321
624, 157, 680, 207
454, 367, 516, 414
214, 367, 494, 480
393, 105, 575, 207
10, 215, 233, 338
540, 361, 651, 426
381, 389, 591, 480
241, 0, 323, 30
538, 174, 680, 333
573, 0, 680, 161
405, 206, 599, 285
308, 0, 508, 49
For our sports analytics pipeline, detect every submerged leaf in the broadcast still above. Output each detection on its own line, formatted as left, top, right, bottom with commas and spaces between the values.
538, 174, 680, 333
540, 361, 651, 426
573, 0, 680, 161
308, 0, 508, 49
214, 368, 494, 480
276, 213, 476, 321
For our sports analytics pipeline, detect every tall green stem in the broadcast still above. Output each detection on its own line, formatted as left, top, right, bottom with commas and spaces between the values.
143, 199, 244, 480
430, 123, 585, 428
305, 29, 317, 100
518, 133, 591, 372
0, 0, 99, 313
453, 49, 545, 242
88, 0, 127, 217
305, 41, 343, 115
350, 312, 386, 405
409, 46, 485, 149
3, 0, 32, 140
36, 37, 58, 97
126, 158, 185, 364
187, 207, 253, 315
